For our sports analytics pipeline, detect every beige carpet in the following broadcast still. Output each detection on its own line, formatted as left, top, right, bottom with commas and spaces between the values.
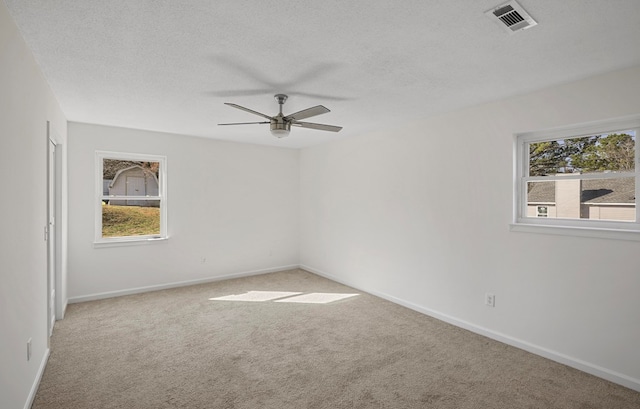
34, 269, 640, 408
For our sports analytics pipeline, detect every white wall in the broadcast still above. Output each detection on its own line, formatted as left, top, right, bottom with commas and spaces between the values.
0, 2, 68, 408
67, 123, 299, 300
300, 65, 640, 391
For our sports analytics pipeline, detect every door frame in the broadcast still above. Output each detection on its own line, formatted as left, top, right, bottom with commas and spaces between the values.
46, 122, 60, 340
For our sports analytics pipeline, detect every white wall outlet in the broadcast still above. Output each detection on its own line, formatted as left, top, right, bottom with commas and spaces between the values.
27, 338, 32, 361
200, 257, 206, 264
485, 293, 496, 307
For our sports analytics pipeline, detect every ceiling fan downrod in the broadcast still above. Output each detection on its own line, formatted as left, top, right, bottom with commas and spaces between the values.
271, 94, 290, 137
274, 94, 288, 112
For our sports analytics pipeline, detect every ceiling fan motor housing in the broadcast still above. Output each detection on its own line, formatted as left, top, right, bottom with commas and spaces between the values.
270, 115, 291, 138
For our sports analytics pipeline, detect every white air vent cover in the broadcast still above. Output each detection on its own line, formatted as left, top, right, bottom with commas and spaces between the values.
486, 1, 537, 33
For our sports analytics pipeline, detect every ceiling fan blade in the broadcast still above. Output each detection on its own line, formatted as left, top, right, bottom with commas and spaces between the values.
294, 92, 351, 101
285, 105, 330, 121
292, 121, 342, 132
218, 121, 270, 126
286, 62, 341, 87
210, 90, 350, 101
210, 55, 344, 92
210, 55, 278, 88
224, 103, 273, 120
206, 89, 274, 98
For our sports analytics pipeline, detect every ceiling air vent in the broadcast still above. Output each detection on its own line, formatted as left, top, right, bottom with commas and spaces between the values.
486, 1, 537, 34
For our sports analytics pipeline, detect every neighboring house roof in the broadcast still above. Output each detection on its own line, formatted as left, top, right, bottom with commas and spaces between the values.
528, 178, 635, 204
528, 182, 555, 203
582, 178, 635, 204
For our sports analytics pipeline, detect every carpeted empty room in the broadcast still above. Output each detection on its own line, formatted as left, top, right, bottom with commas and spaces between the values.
33, 269, 640, 409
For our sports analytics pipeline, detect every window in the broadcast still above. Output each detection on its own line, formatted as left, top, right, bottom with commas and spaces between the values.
536, 206, 548, 218
95, 151, 167, 245
513, 116, 640, 238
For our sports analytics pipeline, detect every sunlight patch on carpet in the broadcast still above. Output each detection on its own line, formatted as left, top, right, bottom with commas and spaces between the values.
274, 292, 359, 304
209, 291, 302, 302
209, 291, 360, 304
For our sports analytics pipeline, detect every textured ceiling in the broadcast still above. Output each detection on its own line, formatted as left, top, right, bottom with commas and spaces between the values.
5, 0, 640, 148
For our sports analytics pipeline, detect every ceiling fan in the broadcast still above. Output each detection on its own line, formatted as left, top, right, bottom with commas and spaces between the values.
218, 94, 342, 138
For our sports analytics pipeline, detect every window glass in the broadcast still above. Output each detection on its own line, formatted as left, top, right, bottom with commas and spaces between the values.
102, 200, 161, 238
96, 153, 166, 243
529, 131, 635, 176
526, 178, 635, 222
515, 116, 640, 235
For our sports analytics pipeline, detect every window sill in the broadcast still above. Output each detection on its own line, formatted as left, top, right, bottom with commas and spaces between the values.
93, 236, 169, 248
509, 223, 640, 241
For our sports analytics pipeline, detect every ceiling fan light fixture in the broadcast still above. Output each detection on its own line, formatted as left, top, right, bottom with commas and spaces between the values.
270, 128, 290, 138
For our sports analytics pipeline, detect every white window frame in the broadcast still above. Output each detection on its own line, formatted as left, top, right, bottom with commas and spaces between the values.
95, 151, 167, 247
511, 115, 640, 241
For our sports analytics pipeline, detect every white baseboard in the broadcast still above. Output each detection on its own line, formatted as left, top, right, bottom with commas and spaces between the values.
68, 264, 300, 304
300, 264, 640, 393
24, 348, 50, 409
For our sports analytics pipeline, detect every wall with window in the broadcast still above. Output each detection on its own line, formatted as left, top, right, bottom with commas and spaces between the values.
299, 64, 640, 391
67, 123, 299, 300
0, 2, 68, 408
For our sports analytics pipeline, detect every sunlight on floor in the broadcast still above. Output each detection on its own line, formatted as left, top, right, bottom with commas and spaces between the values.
274, 292, 359, 304
209, 291, 359, 304
209, 291, 302, 302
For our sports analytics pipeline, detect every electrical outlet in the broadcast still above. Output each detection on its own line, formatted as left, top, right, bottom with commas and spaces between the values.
200, 257, 206, 264
27, 338, 32, 361
485, 293, 495, 307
